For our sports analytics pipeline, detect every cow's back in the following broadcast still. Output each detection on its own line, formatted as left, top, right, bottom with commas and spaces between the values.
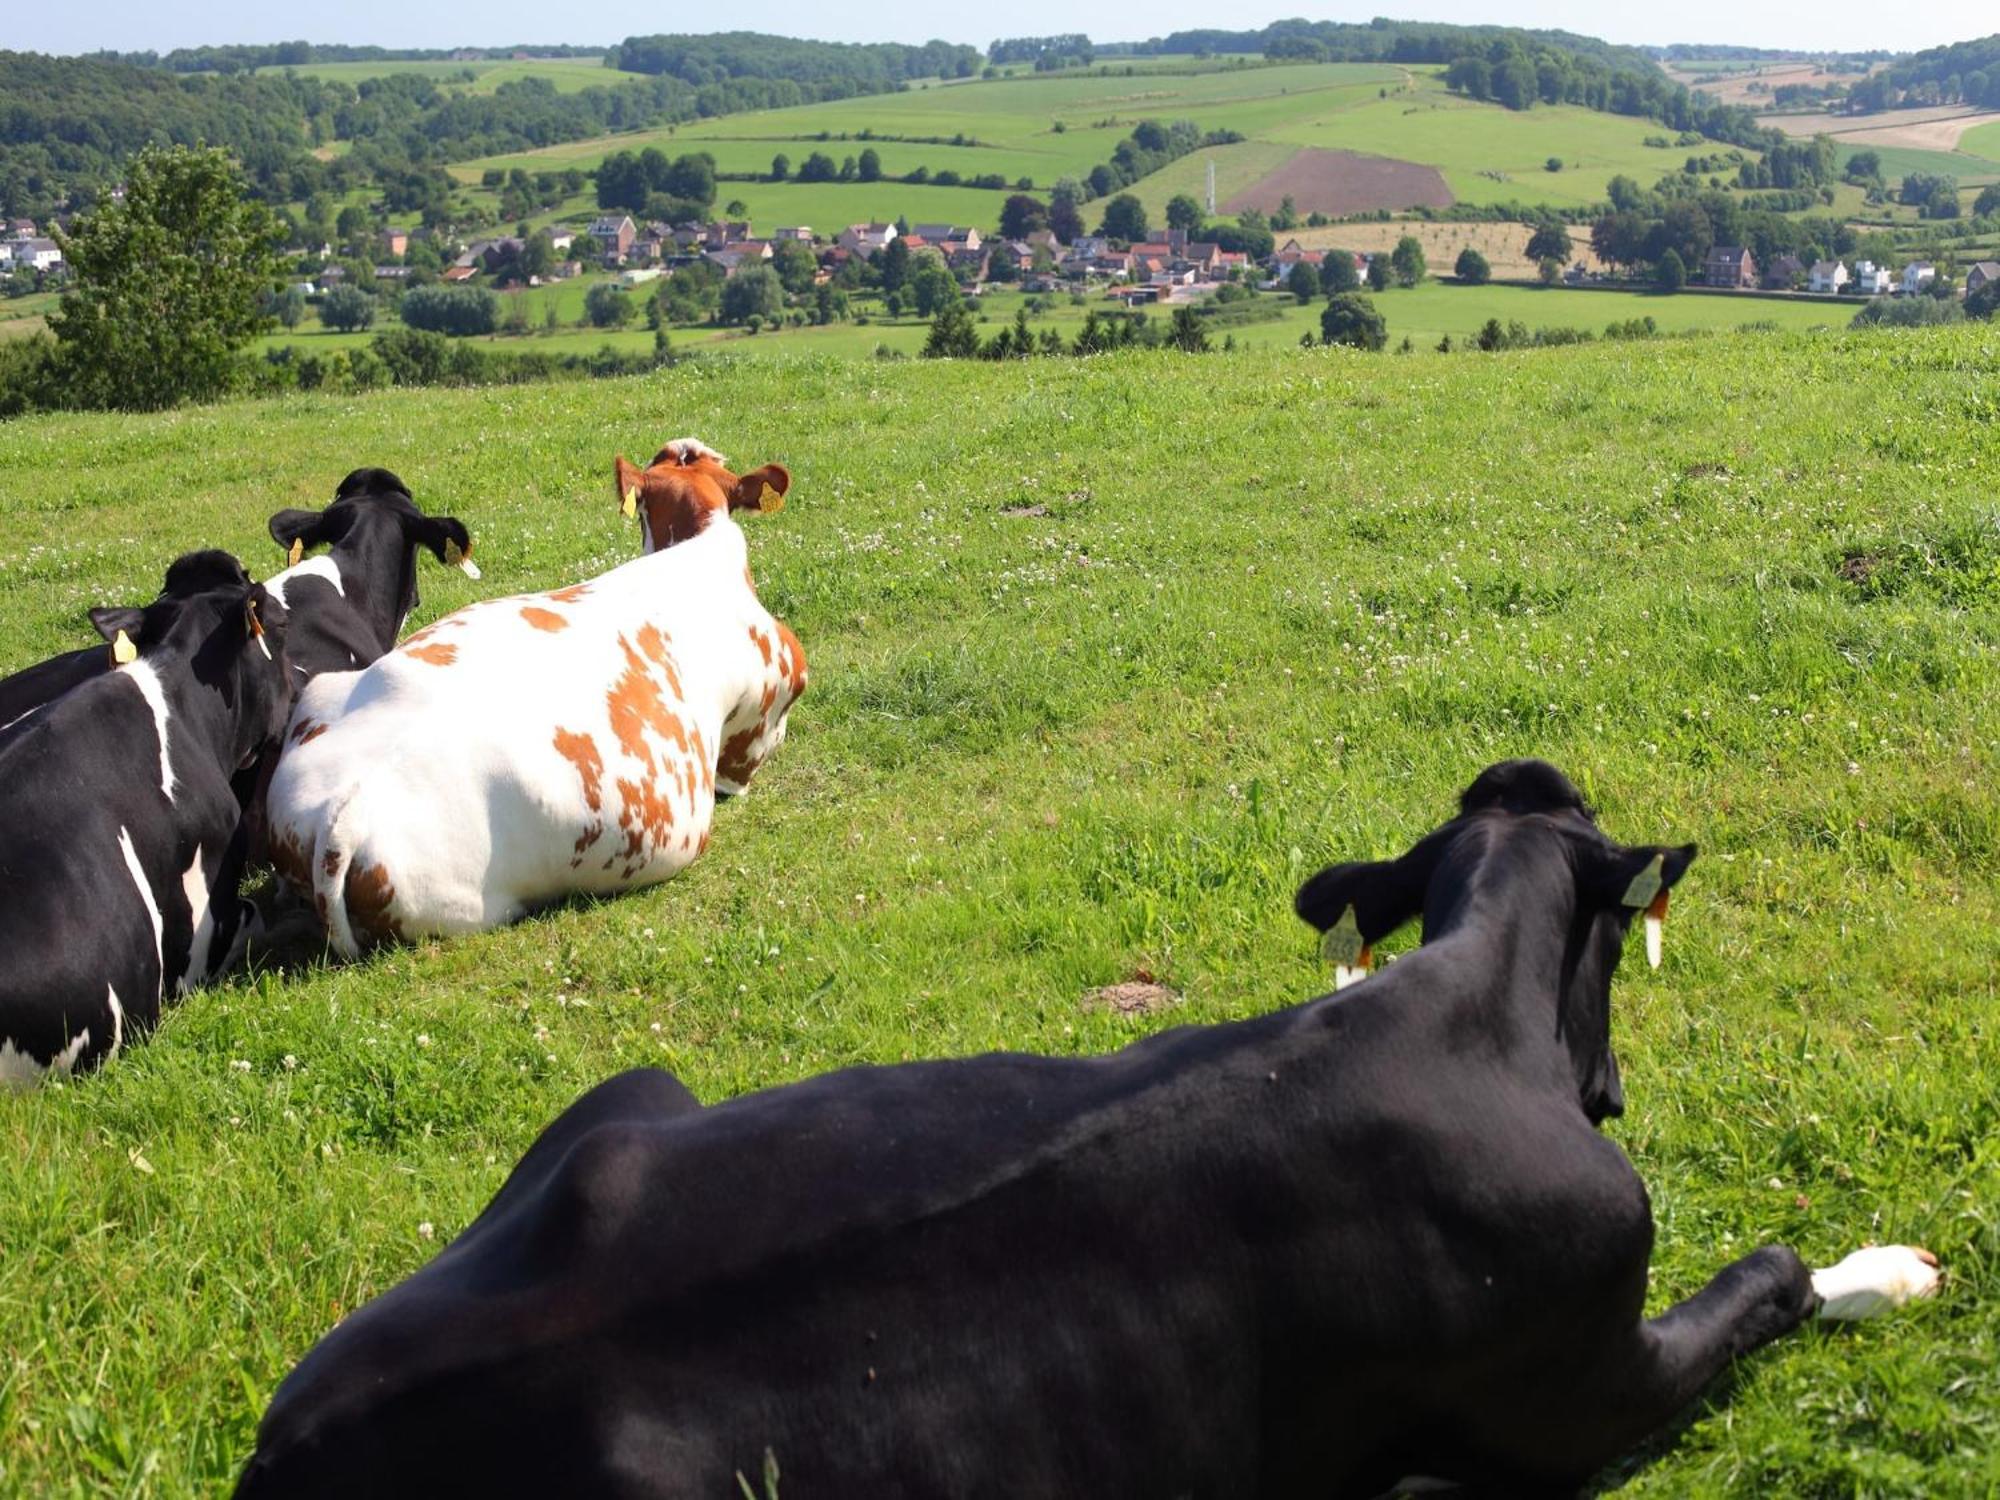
268, 544, 762, 951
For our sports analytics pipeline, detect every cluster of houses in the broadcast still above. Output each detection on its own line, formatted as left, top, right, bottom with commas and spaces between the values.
1701, 244, 1995, 298
0, 220, 64, 277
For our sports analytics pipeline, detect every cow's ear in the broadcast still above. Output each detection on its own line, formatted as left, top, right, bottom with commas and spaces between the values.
1294, 827, 1449, 985
729, 463, 790, 515
614, 456, 645, 520
1579, 842, 1697, 913
410, 516, 481, 580
89, 606, 144, 643
268, 507, 346, 565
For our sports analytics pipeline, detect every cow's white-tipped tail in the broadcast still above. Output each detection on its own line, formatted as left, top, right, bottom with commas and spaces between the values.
1812, 1244, 1941, 1321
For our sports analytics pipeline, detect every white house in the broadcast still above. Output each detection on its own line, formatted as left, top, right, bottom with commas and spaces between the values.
1852, 259, 1891, 295
5, 238, 64, 272
1900, 262, 1936, 295
1808, 259, 1849, 294
837, 222, 897, 255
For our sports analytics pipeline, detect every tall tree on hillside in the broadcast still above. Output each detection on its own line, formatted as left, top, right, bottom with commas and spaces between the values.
1048, 184, 1085, 244
1525, 220, 1572, 265
877, 236, 912, 294
1165, 194, 1205, 233
1322, 250, 1360, 293
858, 148, 883, 182
1390, 235, 1427, 287
922, 297, 980, 357
1320, 292, 1387, 350
52, 144, 281, 411
1288, 259, 1320, 302
1000, 194, 1049, 240
1454, 247, 1491, 284
1098, 193, 1148, 243
1655, 248, 1686, 293
1366, 255, 1390, 292
770, 153, 790, 181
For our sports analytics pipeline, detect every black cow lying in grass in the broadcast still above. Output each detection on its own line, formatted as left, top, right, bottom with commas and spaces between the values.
0, 469, 473, 734
0, 553, 292, 1085
237, 760, 1938, 1497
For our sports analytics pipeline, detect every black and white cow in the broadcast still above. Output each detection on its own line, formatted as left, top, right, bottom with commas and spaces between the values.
0, 552, 251, 737
0, 552, 294, 1086
235, 759, 1938, 1498
262, 466, 479, 682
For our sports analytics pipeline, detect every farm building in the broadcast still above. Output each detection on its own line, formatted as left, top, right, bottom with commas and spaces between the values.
1703, 246, 1756, 288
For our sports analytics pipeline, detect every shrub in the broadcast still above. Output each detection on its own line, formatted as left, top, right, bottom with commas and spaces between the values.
1454, 248, 1491, 285
399, 284, 498, 336
1320, 292, 1387, 350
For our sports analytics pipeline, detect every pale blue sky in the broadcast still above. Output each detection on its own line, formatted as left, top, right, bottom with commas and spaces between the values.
8, 1, 1991, 60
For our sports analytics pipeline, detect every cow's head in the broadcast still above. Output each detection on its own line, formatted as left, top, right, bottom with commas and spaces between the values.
1294, 759, 1695, 1126
612, 438, 789, 552
268, 469, 478, 620
99, 550, 295, 769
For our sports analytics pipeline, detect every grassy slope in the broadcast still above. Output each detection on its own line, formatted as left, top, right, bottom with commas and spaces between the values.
255, 281, 1855, 365
448, 64, 1701, 228
1, 333, 1997, 1495
1964, 118, 2000, 163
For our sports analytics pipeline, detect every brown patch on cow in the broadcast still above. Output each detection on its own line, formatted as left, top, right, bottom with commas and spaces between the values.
749, 626, 774, 666
606, 635, 689, 772
521, 607, 568, 633
552, 727, 605, 812
269, 826, 313, 894
403, 641, 458, 666
775, 621, 808, 698
288, 719, 328, 746
615, 447, 791, 553
1081, 978, 1180, 1016
717, 725, 761, 787
632, 623, 683, 697
547, 584, 592, 604
323, 850, 342, 878
571, 820, 604, 869
344, 862, 402, 945
612, 774, 676, 869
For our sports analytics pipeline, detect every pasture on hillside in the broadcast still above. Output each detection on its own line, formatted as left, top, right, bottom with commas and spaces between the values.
1, 332, 1997, 1495
450, 63, 1724, 233
246, 56, 619, 94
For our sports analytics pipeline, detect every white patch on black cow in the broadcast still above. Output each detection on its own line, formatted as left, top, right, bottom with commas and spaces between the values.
121, 659, 177, 803
180, 845, 214, 991
105, 985, 126, 1060
264, 556, 346, 608
118, 824, 166, 1000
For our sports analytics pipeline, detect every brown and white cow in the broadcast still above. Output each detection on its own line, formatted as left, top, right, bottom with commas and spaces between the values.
264, 441, 800, 958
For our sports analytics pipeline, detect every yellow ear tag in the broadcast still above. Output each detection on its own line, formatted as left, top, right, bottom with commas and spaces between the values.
622, 486, 640, 520
287, 538, 304, 566
1620, 852, 1666, 910
758, 489, 786, 515
1320, 904, 1363, 966
443, 538, 481, 580
112, 630, 137, 665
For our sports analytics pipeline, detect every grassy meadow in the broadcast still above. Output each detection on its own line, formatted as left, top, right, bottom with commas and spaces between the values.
450, 62, 1718, 231
248, 56, 619, 93
0, 330, 1997, 1495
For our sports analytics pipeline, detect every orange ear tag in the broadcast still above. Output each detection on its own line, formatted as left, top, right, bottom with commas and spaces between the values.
112, 630, 137, 665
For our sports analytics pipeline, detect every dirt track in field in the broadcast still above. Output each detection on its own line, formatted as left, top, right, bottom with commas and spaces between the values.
1223, 148, 1453, 217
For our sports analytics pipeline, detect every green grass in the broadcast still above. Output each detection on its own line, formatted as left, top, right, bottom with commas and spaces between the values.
250, 280, 1856, 370
1, 331, 1997, 1495
1963, 119, 2000, 164
450, 63, 1710, 225
1836, 142, 2000, 187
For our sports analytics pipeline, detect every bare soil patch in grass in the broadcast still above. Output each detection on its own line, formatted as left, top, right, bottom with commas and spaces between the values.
1224, 148, 1452, 218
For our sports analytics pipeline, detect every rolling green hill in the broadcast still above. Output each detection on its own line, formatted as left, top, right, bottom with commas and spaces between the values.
452, 64, 1742, 234
0, 329, 1995, 1495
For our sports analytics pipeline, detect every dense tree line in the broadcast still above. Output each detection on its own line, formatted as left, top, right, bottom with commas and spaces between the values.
1846, 34, 2000, 111
610, 33, 978, 88
1587, 186, 1883, 279
1439, 39, 1769, 148
1120, 20, 1656, 75
1076, 119, 1244, 202
98, 42, 607, 73
987, 36, 1095, 69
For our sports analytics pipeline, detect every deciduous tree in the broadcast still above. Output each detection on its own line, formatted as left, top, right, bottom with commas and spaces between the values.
1320, 292, 1386, 350
51, 144, 283, 410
